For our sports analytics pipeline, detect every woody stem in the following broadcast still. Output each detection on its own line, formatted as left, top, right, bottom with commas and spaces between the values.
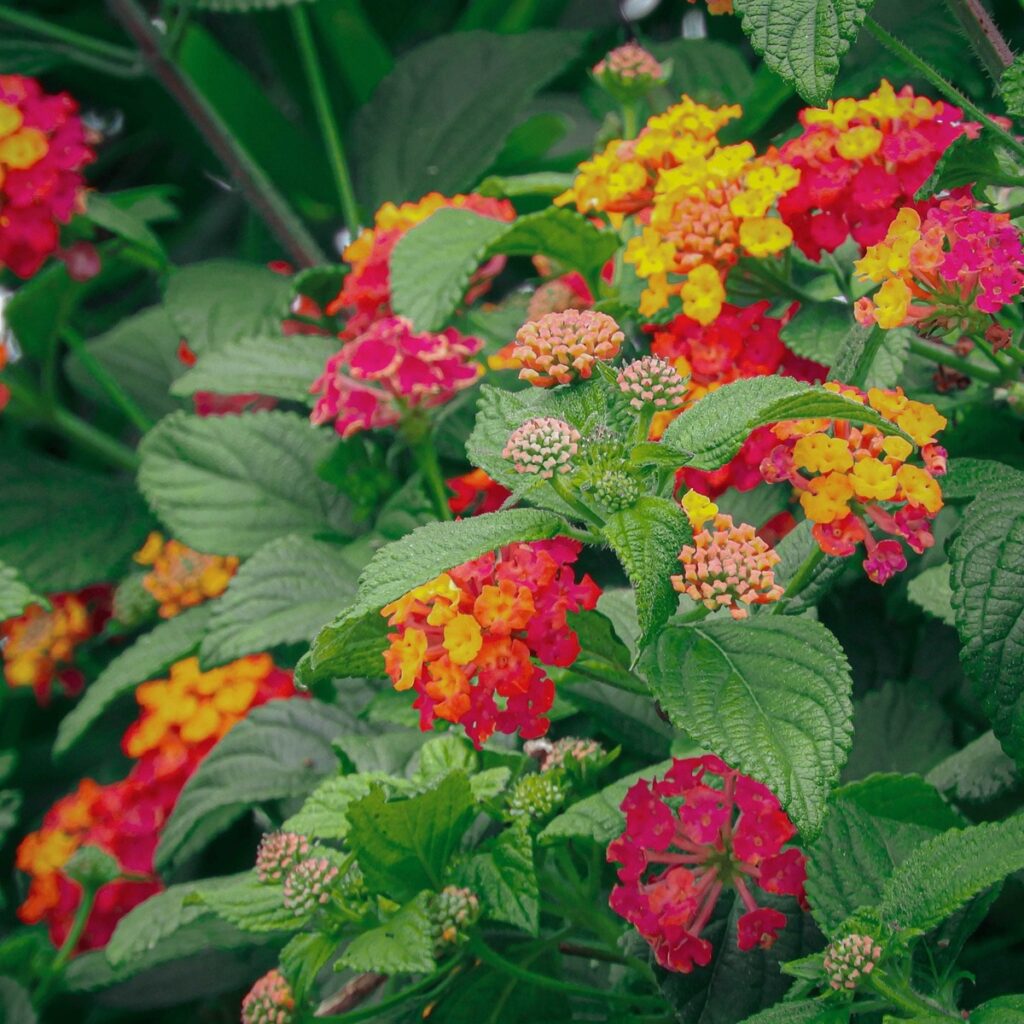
907, 335, 1005, 384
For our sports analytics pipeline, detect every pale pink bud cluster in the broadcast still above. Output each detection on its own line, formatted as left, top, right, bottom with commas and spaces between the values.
823, 934, 883, 990
241, 969, 295, 1024
593, 42, 666, 82
542, 736, 604, 772
282, 857, 339, 914
617, 355, 687, 410
672, 513, 784, 619
255, 831, 311, 883
514, 309, 624, 387
503, 417, 580, 478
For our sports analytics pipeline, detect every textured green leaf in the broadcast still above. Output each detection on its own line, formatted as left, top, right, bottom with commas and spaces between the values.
602, 496, 692, 646
738, 1001, 847, 1024
0, 977, 36, 1024
198, 874, 297, 933
879, 816, 1024, 934
926, 731, 1019, 804
171, 334, 336, 404
914, 133, 1024, 199
941, 458, 1024, 501
163, 260, 292, 355
279, 932, 337, 1004
558, 680, 673, 759
338, 894, 435, 975
779, 301, 854, 366
907, 565, 955, 627
200, 536, 360, 667
643, 616, 853, 837
733, 0, 875, 105
971, 995, 1024, 1023
351, 30, 584, 208
661, 376, 906, 470
138, 411, 356, 556
282, 772, 402, 840
156, 699, 350, 873
0, 561, 39, 621
950, 489, 1024, 766
458, 825, 539, 934
294, 606, 389, 686
346, 773, 475, 901
55, 605, 212, 757
1001, 56, 1024, 117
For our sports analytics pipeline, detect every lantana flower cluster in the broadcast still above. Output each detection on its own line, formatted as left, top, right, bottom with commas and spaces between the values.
777, 80, 973, 259
608, 755, 806, 973
557, 96, 797, 321
133, 532, 238, 619
381, 539, 600, 747
854, 199, 1024, 330
1, 586, 111, 701
17, 654, 297, 950
592, 42, 669, 99
447, 468, 511, 517
760, 383, 947, 583
0, 74, 94, 278
513, 309, 624, 387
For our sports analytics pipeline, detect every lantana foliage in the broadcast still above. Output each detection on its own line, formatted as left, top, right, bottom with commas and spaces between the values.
3, 3, 1024, 1024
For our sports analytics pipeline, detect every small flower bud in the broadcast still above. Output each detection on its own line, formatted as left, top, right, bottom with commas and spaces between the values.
592, 43, 669, 100
241, 969, 296, 1024
503, 417, 580, 478
823, 933, 883, 990
256, 832, 312, 884
590, 469, 641, 512
282, 857, 339, 915
504, 772, 568, 823
541, 736, 605, 772
111, 573, 157, 628
617, 355, 687, 411
429, 885, 480, 952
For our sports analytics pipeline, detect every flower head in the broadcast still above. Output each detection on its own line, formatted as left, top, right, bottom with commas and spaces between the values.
592, 43, 669, 99
540, 736, 606, 773
823, 934, 883, 990
256, 832, 312, 883
242, 969, 296, 1024
133, 532, 238, 619
429, 886, 481, 951
590, 469, 641, 512
514, 309, 623, 387
283, 856, 339, 915
447, 469, 511, 517
502, 417, 580, 478
617, 355, 688, 411
608, 756, 806, 973
505, 772, 568, 824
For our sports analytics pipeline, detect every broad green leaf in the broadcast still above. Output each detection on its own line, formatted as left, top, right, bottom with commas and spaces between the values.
0, 561, 38, 621
950, 489, 1024, 766
162, 260, 293, 355
879, 815, 1024, 935
567, 608, 633, 679
733, 0, 875, 105
198, 874, 297, 933
739, 1001, 847, 1024
346, 773, 475, 901
558, 680, 673, 759
458, 825, 539, 935
926, 731, 1019, 804
1001, 57, 1024, 117
655, 38, 756, 106
914, 133, 1024, 199
171, 334, 337, 404
643, 616, 854, 837
55, 605, 212, 757
971, 996, 1024, 1023
940, 458, 1024, 501
338, 894, 435, 975
280, 932, 337, 1004
779, 301, 854, 366
0, 791, 21, 851
294, 606, 389, 687
335, 729, 424, 775
0, 455, 152, 592
602, 496, 692, 646
0, 977, 35, 1024
907, 565, 955, 627
660, 376, 907, 470
282, 772, 404, 839
138, 411, 356, 556
156, 699, 351, 873
350, 30, 585, 208
85, 193, 166, 264
416, 735, 479, 780
200, 536, 360, 667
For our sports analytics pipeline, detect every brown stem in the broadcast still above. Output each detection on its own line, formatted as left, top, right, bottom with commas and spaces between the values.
315, 972, 387, 1017
943, 0, 1014, 79
105, 0, 326, 267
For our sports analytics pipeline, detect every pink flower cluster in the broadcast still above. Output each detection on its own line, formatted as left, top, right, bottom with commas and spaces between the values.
608, 756, 806, 973
310, 316, 481, 437
514, 309, 623, 387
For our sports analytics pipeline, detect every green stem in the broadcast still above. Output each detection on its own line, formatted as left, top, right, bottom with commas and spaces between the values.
0, 6, 138, 63
907, 335, 1005, 384
776, 547, 825, 609
868, 973, 961, 1021
549, 476, 605, 528
290, 5, 362, 234
622, 102, 640, 140
33, 887, 98, 1007
411, 437, 453, 521
62, 328, 154, 433
846, 325, 886, 389
675, 604, 713, 623
865, 18, 1024, 163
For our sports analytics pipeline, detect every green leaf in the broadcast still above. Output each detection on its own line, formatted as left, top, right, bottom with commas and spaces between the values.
162, 260, 293, 355
879, 815, 1024, 935
971, 995, 1024, 1024
346, 773, 475, 901
773, 521, 846, 614
660, 376, 907, 471
198, 874, 297, 933
171, 334, 337, 404
643, 616, 853, 837
200, 536, 360, 667
1001, 56, 1024, 117
0, 790, 22, 851
559, 680, 673, 759
0, 977, 36, 1024
914, 133, 1024, 199
0, 454, 152, 592
950, 489, 1024, 766
907, 565, 955, 627
156, 699, 350, 873
926, 731, 1019, 804
602, 496, 692, 647
55, 605, 212, 757
191, 0, 312, 8
476, 171, 575, 199
779, 301, 854, 366
0, 561, 39, 621
416, 735, 479, 781
298, 508, 568, 686
138, 411, 356, 556
940, 458, 1024, 501
732, 0, 874, 105
338, 894, 435, 975
458, 825, 539, 935
350, 30, 585, 208
280, 931, 338, 1004
655, 38, 756, 106
738, 1001, 847, 1024
282, 772, 404, 839
85, 193, 167, 264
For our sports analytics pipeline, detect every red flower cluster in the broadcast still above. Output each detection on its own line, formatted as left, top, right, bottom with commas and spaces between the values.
608, 756, 806, 973
777, 81, 972, 259
0, 75, 94, 278
382, 539, 600, 747
447, 468, 511, 517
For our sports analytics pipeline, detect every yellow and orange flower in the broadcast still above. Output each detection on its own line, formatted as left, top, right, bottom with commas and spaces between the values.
133, 532, 238, 619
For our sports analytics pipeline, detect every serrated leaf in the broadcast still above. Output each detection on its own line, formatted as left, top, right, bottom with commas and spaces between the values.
416, 735, 479, 780
950, 489, 1024, 767
201, 536, 360, 667
940, 458, 1024, 501
661, 376, 907, 470
282, 772, 402, 839
198, 874, 297, 933
0, 977, 36, 1024
138, 411, 356, 556
602, 496, 692, 646
643, 616, 853, 837
907, 565, 955, 627
733, 0, 874, 105
171, 333, 337, 404
879, 815, 1024, 935
458, 825, 539, 934
1001, 56, 1024, 117
914, 133, 1024, 199
339, 894, 435, 975
926, 731, 1019, 804
295, 606, 389, 686
346, 773, 475, 901
55, 605, 212, 757
779, 301, 853, 365
163, 260, 292, 355
738, 1001, 847, 1024
0, 561, 39, 621
156, 699, 351, 873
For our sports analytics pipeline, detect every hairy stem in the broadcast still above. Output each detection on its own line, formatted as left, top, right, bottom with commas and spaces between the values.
943, 0, 1014, 79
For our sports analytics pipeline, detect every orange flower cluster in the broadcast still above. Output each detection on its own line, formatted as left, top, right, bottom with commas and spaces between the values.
556, 96, 797, 320
133, 532, 238, 619
1, 586, 110, 701
760, 383, 947, 583
17, 654, 298, 951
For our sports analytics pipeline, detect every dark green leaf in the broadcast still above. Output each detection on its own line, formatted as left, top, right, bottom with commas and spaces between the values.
458, 825, 539, 934
907, 565, 955, 627
0, 977, 36, 1024
738, 1001, 847, 1024
338, 894, 435, 974
940, 458, 1024, 501
198, 874, 297, 933
926, 731, 1019, 804
1001, 57, 1024, 117
914, 133, 1024, 199
282, 772, 405, 839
